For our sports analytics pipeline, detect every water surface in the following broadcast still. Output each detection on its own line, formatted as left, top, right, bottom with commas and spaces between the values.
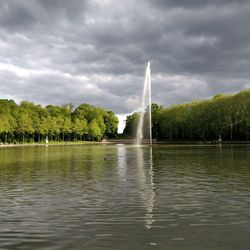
0, 144, 250, 249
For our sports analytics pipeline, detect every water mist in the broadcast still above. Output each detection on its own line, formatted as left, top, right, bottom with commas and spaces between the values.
136, 62, 152, 145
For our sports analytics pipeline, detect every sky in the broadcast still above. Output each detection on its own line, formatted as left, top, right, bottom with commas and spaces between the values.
0, 0, 250, 133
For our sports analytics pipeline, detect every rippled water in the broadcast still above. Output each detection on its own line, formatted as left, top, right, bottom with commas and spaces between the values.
0, 144, 250, 249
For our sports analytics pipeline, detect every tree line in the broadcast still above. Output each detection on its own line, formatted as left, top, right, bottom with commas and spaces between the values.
123, 89, 250, 141
0, 100, 118, 143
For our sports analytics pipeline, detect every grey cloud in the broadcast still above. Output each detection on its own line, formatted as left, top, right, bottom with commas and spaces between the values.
0, 0, 250, 116
0, 1, 37, 31
149, 0, 249, 9
0, 0, 88, 33
36, 0, 86, 13
35, 0, 88, 24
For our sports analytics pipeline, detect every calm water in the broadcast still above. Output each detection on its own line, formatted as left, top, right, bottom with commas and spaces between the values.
0, 144, 250, 250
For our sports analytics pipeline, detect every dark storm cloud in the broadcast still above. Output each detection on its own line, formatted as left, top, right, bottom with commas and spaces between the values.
0, 1, 36, 31
0, 0, 250, 117
150, 0, 250, 9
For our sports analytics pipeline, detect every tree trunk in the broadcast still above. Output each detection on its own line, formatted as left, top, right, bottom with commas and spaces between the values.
247, 124, 249, 140
230, 121, 233, 140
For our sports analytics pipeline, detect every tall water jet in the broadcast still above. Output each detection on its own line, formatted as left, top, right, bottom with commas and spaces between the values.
136, 62, 152, 145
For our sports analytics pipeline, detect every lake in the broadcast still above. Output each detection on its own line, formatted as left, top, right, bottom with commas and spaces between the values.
0, 144, 250, 249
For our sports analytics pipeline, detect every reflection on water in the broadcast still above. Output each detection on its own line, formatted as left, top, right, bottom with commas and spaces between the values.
117, 145, 155, 229
117, 144, 155, 229
117, 144, 127, 180
0, 144, 250, 249
135, 146, 155, 229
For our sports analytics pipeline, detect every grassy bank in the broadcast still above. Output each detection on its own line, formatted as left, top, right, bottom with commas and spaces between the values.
0, 140, 109, 148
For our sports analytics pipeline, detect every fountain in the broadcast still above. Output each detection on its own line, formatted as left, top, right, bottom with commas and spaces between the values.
136, 61, 152, 145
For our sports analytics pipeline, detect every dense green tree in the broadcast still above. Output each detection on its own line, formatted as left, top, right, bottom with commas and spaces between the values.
17, 111, 34, 143
123, 112, 140, 137
72, 118, 88, 140
73, 104, 104, 122
151, 103, 163, 138
123, 90, 250, 142
61, 117, 72, 141
88, 119, 102, 141
0, 114, 11, 143
103, 111, 119, 137
0, 100, 118, 143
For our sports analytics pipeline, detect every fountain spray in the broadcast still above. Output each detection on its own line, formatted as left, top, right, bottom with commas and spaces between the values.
136, 62, 152, 145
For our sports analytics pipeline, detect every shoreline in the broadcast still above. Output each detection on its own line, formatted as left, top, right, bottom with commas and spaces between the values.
0, 141, 110, 148
1, 140, 250, 148
109, 139, 250, 145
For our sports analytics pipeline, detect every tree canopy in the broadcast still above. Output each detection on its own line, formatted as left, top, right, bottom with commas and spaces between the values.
0, 100, 118, 143
123, 90, 250, 141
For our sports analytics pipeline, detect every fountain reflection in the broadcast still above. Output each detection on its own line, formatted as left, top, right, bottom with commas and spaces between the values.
117, 144, 155, 229
136, 146, 155, 229
117, 144, 127, 181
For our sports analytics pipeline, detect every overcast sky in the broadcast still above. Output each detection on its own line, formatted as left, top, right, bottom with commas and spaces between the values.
0, 0, 250, 132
